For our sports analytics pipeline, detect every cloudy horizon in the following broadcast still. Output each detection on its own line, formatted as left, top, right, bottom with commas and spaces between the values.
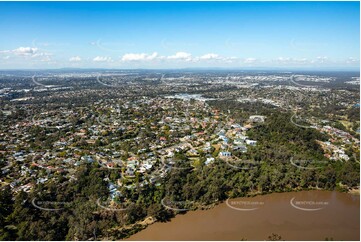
0, 2, 359, 70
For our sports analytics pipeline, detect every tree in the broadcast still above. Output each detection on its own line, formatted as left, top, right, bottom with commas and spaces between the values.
147, 203, 172, 222
0, 186, 14, 240
267, 233, 283, 241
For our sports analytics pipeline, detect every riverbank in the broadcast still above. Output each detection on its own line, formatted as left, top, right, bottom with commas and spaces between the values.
101, 201, 219, 240
126, 190, 360, 241
101, 187, 359, 240
349, 187, 360, 195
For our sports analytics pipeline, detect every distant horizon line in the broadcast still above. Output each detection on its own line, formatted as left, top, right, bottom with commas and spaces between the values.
0, 67, 360, 72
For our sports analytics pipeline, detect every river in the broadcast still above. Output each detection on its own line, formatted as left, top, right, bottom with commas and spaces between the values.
127, 190, 359, 241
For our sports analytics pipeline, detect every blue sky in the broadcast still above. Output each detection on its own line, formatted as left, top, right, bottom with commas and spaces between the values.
0, 1, 359, 69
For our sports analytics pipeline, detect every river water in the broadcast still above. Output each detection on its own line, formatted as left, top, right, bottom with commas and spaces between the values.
127, 190, 359, 241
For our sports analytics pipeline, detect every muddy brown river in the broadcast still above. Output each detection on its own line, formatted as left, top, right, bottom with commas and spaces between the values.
127, 190, 359, 241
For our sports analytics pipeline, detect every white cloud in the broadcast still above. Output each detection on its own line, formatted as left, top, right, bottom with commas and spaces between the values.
167, 52, 192, 61
117, 51, 238, 64
31, 52, 52, 62
274, 57, 309, 65
69, 56, 81, 62
147, 52, 158, 60
244, 58, 257, 64
194, 53, 238, 63
120, 51, 194, 62
0, 47, 53, 62
121, 52, 158, 61
316, 56, 328, 63
122, 53, 146, 61
346, 57, 359, 64
276, 57, 291, 62
199, 53, 220, 60
0, 47, 39, 56
223, 56, 239, 63
93, 56, 112, 62
32, 52, 51, 57
13, 47, 38, 56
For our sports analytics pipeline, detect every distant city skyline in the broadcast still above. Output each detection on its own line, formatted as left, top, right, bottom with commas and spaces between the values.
0, 1, 359, 70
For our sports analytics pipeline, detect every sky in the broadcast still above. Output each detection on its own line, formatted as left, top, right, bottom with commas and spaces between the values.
0, 1, 359, 70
